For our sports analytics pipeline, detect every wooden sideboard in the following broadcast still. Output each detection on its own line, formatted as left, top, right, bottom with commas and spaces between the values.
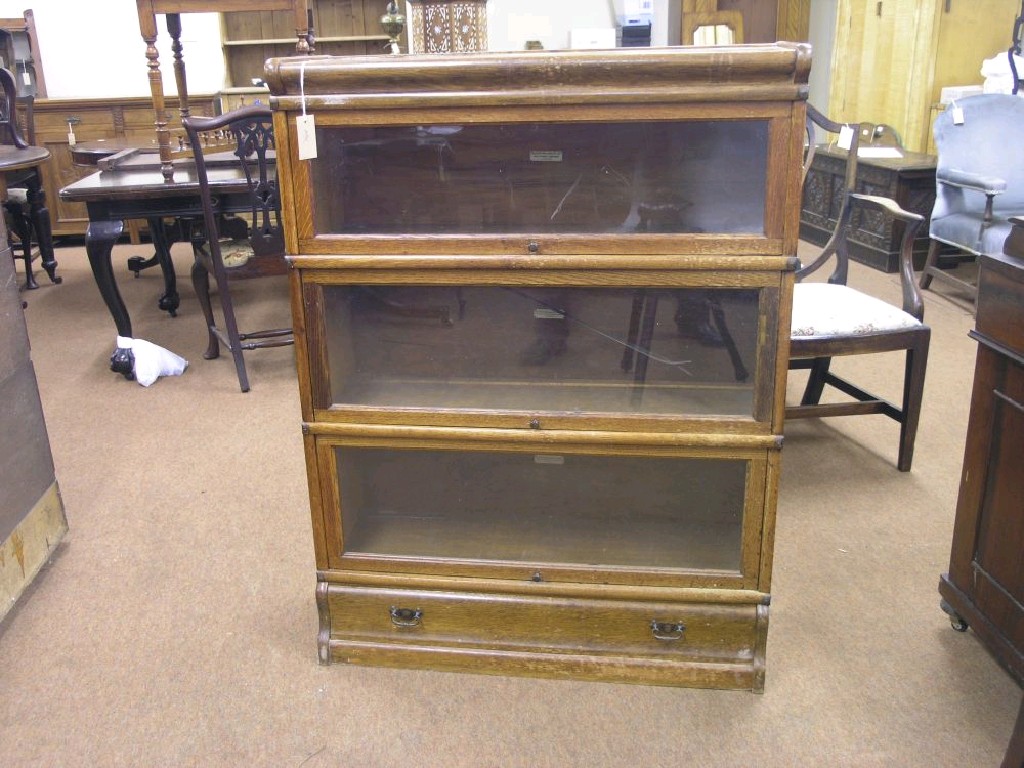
939, 243, 1024, 685
800, 144, 938, 272
34, 95, 214, 239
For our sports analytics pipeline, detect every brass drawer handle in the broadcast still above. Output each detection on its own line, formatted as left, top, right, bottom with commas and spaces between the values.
389, 606, 423, 628
650, 620, 686, 641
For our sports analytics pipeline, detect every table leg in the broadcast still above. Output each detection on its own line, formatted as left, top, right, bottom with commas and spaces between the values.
148, 216, 179, 317
25, 172, 60, 285
85, 218, 134, 379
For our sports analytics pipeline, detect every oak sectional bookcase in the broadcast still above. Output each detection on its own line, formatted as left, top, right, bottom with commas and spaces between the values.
266, 43, 809, 690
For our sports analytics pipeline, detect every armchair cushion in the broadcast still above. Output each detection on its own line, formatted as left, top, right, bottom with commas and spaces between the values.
930, 211, 1017, 256
791, 283, 922, 338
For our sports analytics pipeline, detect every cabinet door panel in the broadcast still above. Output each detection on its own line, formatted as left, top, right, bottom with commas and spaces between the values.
316, 284, 768, 421
332, 444, 760, 577
310, 120, 769, 238
974, 362, 1024, 619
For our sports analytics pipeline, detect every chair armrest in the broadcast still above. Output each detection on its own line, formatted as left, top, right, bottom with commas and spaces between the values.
849, 193, 926, 320
849, 193, 924, 224
937, 168, 1007, 195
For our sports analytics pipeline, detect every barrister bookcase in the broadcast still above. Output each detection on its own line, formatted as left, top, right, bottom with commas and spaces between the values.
266, 43, 809, 690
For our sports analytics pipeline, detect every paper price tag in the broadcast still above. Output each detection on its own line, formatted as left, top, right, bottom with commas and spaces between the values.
952, 105, 965, 125
296, 114, 317, 160
21, 71, 31, 86
838, 125, 855, 150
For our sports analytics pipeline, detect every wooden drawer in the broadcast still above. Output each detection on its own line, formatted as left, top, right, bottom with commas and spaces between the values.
34, 108, 115, 135
975, 253, 1024, 356
320, 583, 767, 689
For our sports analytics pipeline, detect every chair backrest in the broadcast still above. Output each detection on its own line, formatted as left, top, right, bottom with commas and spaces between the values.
0, 66, 31, 148
933, 93, 1024, 212
799, 103, 861, 286
182, 105, 284, 270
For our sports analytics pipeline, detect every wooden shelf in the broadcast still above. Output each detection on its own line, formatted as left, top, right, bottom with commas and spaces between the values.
224, 34, 388, 46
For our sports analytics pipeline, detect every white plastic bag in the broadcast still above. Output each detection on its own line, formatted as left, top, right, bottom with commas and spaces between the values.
117, 335, 188, 387
981, 52, 1024, 94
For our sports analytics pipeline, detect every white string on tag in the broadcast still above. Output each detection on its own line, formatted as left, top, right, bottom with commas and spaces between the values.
296, 59, 318, 159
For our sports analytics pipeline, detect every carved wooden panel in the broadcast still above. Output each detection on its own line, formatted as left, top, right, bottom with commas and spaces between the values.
799, 149, 938, 272
409, 0, 487, 54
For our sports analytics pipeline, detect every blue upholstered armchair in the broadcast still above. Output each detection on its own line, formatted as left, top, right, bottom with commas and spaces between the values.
920, 93, 1024, 302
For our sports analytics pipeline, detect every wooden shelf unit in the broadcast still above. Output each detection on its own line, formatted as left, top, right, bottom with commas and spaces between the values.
221, 0, 402, 88
267, 44, 809, 690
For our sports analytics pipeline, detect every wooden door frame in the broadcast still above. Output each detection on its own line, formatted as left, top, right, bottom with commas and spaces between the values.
680, 1, 811, 44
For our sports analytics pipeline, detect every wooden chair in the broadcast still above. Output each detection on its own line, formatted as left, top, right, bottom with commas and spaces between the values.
787, 105, 930, 472
0, 67, 58, 290
183, 105, 292, 392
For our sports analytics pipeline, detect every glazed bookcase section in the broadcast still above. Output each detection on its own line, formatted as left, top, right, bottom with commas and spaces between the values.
272, 44, 809, 691
294, 267, 788, 428
307, 119, 769, 237
315, 436, 774, 585
265, 45, 811, 257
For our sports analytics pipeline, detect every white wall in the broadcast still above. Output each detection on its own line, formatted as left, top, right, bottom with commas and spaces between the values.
487, 0, 677, 51
5, 1, 791, 99
0, 0, 226, 99
807, 0, 838, 110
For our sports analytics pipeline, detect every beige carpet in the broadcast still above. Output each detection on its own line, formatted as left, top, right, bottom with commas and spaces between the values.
0, 241, 1018, 767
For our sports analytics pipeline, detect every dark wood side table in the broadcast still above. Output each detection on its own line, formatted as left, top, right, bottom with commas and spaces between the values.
0, 143, 59, 289
938, 230, 1024, 684
800, 144, 939, 272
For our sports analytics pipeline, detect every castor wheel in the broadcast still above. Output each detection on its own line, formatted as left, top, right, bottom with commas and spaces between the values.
939, 599, 969, 632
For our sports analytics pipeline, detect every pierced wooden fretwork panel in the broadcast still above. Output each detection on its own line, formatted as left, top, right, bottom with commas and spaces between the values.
409, 0, 487, 54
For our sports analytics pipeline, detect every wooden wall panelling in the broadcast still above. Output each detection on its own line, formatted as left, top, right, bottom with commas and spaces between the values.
718, 0, 773, 42
35, 97, 214, 238
775, 0, 811, 41
829, 0, 942, 153
828, 0, 1019, 153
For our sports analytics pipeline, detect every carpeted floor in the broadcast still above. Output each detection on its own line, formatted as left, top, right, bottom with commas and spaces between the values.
0, 241, 1018, 767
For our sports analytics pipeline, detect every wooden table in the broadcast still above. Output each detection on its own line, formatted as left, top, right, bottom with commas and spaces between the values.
59, 157, 260, 379
800, 144, 940, 272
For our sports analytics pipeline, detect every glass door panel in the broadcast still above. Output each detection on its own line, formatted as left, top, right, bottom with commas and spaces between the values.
336, 446, 747, 572
322, 285, 762, 417
310, 120, 769, 236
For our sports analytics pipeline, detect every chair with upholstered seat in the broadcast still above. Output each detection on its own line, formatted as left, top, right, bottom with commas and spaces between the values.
919, 93, 1024, 304
788, 105, 930, 472
183, 105, 292, 392
0, 67, 58, 290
